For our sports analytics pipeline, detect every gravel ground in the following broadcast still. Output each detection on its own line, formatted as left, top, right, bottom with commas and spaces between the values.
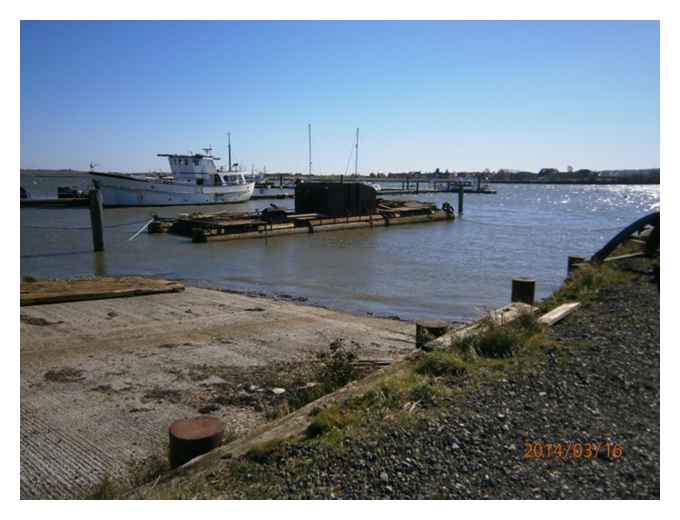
163, 262, 659, 499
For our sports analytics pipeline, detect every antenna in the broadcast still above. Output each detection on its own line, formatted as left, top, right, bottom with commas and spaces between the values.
354, 128, 359, 176
227, 133, 232, 172
308, 123, 312, 175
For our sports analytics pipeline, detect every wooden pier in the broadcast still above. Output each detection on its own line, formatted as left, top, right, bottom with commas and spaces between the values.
149, 199, 455, 243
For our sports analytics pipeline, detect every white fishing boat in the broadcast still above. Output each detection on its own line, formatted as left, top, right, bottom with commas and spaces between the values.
90, 144, 255, 207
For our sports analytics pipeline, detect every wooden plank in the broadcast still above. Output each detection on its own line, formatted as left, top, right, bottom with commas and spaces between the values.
538, 302, 581, 326
603, 251, 647, 263
20, 277, 185, 306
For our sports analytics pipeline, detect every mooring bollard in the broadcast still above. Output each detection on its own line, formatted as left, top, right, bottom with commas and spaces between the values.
458, 185, 464, 215
567, 256, 586, 274
88, 188, 104, 252
416, 320, 450, 350
511, 277, 535, 305
168, 416, 225, 469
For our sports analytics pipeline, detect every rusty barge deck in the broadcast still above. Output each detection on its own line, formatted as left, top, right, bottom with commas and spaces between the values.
149, 199, 455, 243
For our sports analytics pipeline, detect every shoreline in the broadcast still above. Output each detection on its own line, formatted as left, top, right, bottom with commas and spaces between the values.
135, 257, 659, 499
19, 233, 660, 499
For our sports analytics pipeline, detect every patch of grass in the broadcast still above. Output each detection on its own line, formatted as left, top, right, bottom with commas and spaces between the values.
540, 263, 633, 311
471, 324, 518, 358
305, 407, 357, 439
449, 309, 549, 361
513, 309, 543, 336
415, 351, 467, 377
408, 381, 438, 403
352, 382, 404, 409
245, 438, 286, 464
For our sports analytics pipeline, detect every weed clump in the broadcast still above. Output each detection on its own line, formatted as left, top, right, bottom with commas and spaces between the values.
245, 439, 286, 464
415, 351, 467, 377
352, 382, 403, 409
305, 407, 354, 438
408, 382, 438, 403
450, 311, 545, 359
316, 339, 359, 391
470, 325, 517, 358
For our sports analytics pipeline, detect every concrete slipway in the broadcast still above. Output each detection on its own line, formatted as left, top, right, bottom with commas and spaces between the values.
20, 287, 414, 499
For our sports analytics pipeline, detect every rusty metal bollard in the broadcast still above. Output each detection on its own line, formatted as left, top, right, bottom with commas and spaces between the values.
168, 416, 225, 469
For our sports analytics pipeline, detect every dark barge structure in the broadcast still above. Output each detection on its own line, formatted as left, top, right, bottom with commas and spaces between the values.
149, 182, 455, 243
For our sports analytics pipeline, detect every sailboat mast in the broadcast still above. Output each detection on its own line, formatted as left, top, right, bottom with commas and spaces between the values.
308, 123, 312, 175
354, 128, 359, 176
227, 132, 232, 172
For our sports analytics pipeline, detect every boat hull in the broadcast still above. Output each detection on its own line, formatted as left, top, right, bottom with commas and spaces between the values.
90, 172, 255, 207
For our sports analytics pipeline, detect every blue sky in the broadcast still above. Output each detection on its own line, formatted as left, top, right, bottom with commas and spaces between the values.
20, 20, 659, 173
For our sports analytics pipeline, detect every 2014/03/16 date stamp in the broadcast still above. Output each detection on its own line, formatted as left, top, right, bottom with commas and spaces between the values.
522, 440, 624, 461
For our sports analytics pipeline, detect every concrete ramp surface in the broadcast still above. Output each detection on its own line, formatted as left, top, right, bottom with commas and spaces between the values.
20, 287, 414, 499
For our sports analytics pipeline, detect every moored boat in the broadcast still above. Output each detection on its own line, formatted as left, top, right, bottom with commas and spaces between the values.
90, 148, 255, 207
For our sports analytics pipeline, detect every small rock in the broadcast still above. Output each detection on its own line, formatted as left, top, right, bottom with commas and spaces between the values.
380, 471, 389, 482
272, 387, 286, 395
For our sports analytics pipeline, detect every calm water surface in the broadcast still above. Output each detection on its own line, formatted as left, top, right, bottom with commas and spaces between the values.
20, 176, 659, 321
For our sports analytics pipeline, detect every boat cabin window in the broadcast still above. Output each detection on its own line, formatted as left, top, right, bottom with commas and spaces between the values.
193, 159, 200, 166
224, 175, 242, 185
213, 174, 223, 186
196, 178, 204, 186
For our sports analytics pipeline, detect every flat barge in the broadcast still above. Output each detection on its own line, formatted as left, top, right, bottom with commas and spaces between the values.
149, 198, 455, 243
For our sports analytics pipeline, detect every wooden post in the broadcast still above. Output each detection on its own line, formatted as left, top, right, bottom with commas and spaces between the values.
169, 416, 225, 469
458, 185, 464, 215
416, 320, 450, 350
88, 189, 104, 252
567, 256, 586, 274
511, 278, 535, 305
416, 180, 420, 194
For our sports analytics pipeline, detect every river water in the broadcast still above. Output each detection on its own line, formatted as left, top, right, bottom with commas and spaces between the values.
20, 174, 659, 321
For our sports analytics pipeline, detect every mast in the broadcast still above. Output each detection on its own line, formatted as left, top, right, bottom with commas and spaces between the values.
308, 123, 312, 175
227, 132, 232, 172
354, 127, 359, 176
